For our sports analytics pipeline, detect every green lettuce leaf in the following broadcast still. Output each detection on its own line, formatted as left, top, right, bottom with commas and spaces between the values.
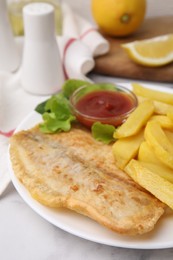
35, 79, 90, 115
91, 122, 116, 144
38, 92, 76, 133
35, 99, 48, 114
62, 79, 90, 98
40, 112, 76, 133
44, 93, 69, 115
91, 83, 116, 91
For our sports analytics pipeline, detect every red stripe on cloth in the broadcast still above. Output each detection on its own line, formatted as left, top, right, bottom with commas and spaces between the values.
79, 28, 97, 40
62, 38, 76, 80
0, 129, 15, 138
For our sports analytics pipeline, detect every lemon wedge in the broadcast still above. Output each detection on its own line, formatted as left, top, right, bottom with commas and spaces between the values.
122, 34, 173, 67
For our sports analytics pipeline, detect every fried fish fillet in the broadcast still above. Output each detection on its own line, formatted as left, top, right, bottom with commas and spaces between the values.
10, 124, 165, 235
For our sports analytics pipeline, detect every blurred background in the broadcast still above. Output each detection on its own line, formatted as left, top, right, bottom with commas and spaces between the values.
7, 0, 173, 83
7, 0, 173, 36
66, 0, 173, 23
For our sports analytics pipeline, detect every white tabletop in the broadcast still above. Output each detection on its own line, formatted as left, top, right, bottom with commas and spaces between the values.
1, 1, 173, 259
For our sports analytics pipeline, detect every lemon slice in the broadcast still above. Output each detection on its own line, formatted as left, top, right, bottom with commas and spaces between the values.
122, 34, 173, 67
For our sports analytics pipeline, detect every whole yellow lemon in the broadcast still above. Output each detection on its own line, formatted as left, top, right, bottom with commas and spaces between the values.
91, 0, 146, 37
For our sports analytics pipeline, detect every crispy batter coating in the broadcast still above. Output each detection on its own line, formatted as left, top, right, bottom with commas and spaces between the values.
10, 124, 165, 235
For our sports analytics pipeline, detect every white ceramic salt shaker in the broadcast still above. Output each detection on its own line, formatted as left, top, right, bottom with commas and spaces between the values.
21, 3, 64, 95
0, 0, 20, 72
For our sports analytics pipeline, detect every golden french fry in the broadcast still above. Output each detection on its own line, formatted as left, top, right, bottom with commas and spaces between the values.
114, 100, 154, 139
132, 83, 173, 105
138, 141, 161, 164
140, 161, 173, 183
125, 159, 173, 209
138, 141, 173, 182
144, 121, 173, 169
167, 111, 173, 121
149, 115, 173, 129
154, 101, 173, 115
137, 96, 173, 115
165, 129, 173, 144
112, 130, 144, 170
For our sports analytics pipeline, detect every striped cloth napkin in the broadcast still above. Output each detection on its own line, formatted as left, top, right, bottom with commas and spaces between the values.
0, 3, 109, 195
59, 2, 109, 80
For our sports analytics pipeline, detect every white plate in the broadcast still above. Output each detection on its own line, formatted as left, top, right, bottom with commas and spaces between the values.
8, 83, 173, 249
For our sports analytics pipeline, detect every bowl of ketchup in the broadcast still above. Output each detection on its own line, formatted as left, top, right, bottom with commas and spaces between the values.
70, 83, 138, 128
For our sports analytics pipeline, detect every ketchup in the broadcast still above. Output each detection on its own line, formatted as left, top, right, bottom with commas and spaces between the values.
74, 90, 136, 128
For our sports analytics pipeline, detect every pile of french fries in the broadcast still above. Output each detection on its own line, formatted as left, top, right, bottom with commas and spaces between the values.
112, 83, 173, 209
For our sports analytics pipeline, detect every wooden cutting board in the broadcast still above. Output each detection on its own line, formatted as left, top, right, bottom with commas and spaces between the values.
93, 16, 173, 83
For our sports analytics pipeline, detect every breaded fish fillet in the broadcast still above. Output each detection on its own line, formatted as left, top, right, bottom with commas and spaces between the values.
10, 124, 165, 235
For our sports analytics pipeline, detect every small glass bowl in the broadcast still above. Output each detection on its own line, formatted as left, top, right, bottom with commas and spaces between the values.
70, 83, 138, 128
